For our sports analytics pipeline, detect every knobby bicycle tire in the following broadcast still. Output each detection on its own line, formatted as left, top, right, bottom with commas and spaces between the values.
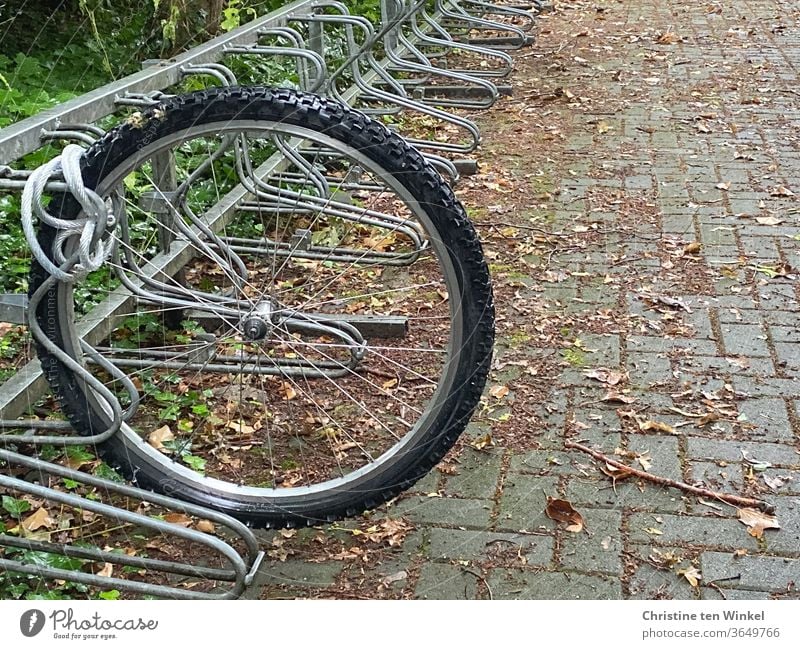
29, 86, 494, 527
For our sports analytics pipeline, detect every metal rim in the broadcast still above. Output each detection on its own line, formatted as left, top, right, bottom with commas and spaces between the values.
54, 118, 465, 503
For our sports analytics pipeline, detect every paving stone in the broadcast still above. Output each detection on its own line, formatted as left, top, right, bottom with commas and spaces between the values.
770, 326, 800, 343
565, 466, 687, 510
257, 560, 343, 589
733, 376, 800, 400
689, 461, 744, 493
414, 562, 480, 599
627, 513, 760, 550
774, 342, 800, 371
701, 587, 770, 600
701, 552, 800, 592
737, 398, 793, 439
686, 437, 798, 466
442, 448, 503, 500
509, 449, 586, 475
390, 495, 493, 529
758, 468, 800, 495
674, 355, 775, 377
628, 564, 698, 600
560, 508, 623, 574
762, 495, 800, 554
487, 568, 621, 599
497, 475, 559, 533
627, 434, 683, 482
626, 352, 673, 388
626, 336, 719, 356
427, 528, 554, 566
719, 323, 771, 356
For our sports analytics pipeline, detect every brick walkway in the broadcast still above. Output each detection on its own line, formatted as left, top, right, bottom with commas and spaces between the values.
249, 0, 800, 599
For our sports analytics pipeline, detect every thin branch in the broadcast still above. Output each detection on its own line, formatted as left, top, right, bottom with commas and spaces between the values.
565, 440, 775, 513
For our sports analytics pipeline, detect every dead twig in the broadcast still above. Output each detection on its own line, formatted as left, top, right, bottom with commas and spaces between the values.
564, 440, 775, 514
460, 566, 493, 600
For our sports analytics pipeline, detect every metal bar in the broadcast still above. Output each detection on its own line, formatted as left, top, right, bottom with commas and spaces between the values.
0, 448, 261, 565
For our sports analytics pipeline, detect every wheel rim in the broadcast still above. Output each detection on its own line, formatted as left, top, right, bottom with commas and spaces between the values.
53, 118, 466, 503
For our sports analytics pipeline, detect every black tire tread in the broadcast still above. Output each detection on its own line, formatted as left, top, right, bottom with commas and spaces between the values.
29, 86, 494, 527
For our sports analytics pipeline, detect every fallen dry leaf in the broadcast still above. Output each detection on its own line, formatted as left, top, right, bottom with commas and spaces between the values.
656, 31, 680, 44
677, 566, 702, 587
21, 507, 56, 533
737, 507, 780, 538
602, 390, 637, 404
599, 461, 635, 485
381, 570, 408, 587
763, 475, 791, 491
771, 185, 795, 197
471, 432, 494, 451
584, 368, 626, 386
755, 216, 783, 226
96, 563, 113, 578
489, 385, 510, 399
163, 513, 193, 527
639, 420, 676, 434
544, 496, 585, 533
653, 295, 692, 313
196, 520, 216, 534
637, 452, 653, 471
148, 425, 174, 452
226, 420, 255, 435
683, 241, 703, 254
281, 382, 297, 400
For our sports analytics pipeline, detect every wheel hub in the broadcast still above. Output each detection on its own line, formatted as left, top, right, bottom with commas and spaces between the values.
241, 299, 274, 340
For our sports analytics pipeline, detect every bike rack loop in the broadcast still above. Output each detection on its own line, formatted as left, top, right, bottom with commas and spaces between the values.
0, 0, 537, 599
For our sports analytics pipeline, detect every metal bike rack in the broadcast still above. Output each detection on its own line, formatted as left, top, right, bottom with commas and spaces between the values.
0, 0, 537, 599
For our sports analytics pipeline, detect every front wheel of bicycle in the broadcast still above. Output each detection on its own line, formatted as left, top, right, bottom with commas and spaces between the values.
30, 86, 494, 527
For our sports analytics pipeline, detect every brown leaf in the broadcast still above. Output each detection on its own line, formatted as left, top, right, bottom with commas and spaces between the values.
771, 185, 795, 197
471, 433, 494, 451
544, 496, 585, 533
21, 507, 56, 533
584, 368, 626, 386
163, 513, 193, 527
697, 412, 720, 427
636, 452, 653, 471
755, 216, 783, 226
281, 382, 297, 401
196, 520, 216, 534
96, 563, 113, 578
489, 385, 510, 399
677, 566, 702, 587
653, 295, 692, 313
737, 507, 780, 538
148, 425, 174, 452
683, 241, 703, 254
602, 390, 636, 404
639, 420, 675, 434
226, 420, 255, 435
656, 31, 680, 44
599, 462, 635, 483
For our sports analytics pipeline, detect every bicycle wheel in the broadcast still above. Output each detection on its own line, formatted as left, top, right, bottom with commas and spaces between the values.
29, 86, 494, 527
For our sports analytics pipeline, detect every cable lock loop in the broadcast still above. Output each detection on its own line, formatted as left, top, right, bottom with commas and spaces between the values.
21, 144, 114, 283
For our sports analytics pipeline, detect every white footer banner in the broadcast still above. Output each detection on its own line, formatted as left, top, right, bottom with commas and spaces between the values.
1, 600, 798, 648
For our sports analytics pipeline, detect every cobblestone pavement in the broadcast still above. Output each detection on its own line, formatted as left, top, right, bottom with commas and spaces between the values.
248, 0, 800, 599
